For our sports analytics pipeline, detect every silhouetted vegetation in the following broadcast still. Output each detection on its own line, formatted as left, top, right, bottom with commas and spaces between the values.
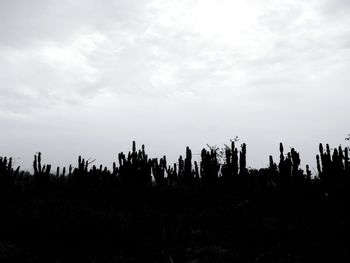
1, 141, 349, 262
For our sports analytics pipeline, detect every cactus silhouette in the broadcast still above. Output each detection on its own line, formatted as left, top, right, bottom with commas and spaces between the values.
239, 143, 247, 176
221, 141, 239, 181
0, 140, 348, 196
118, 141, 152, 187
0, 156, 20, 192
33, 152, 51, 187
1, 140, 348, 263
183, 146, 194, 186
152, 156, 166, 187
316, 143, 350, 186
200, 147, 220, 185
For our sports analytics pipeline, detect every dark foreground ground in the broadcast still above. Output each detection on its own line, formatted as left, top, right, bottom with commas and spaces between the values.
0, 183, 348, 263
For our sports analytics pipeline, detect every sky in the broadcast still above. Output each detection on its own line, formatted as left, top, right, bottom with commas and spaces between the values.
0, 0, 350, 172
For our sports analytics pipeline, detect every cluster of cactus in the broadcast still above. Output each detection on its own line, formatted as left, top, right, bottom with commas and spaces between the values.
2, 141, 350, 195
0, 141, 258, 191
316, 143, 349, 183
118, 141, 152, 187
220, 142, 247, 181
275, 143, 304, 180
200, 147, 220, 185
265, 143, 310, 189
88, 163, 116, 191
0, 156, 20, 191
165, 163, 178, 186
33, 152, 51, 185
69, 155, 90, 187
172, 147, 199, 186
176, 147, 196, 186
221, 141, 239, 180
152, 156, 167, 187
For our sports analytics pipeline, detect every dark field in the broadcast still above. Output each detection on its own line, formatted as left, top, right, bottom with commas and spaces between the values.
0, 142, 349, 262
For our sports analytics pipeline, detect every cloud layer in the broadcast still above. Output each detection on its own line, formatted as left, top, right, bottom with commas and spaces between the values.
1, 0, 349, 170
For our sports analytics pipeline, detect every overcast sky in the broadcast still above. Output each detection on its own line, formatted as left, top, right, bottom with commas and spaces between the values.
1, 0, 350, 171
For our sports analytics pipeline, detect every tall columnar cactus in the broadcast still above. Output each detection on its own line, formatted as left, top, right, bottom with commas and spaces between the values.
290, 148, 301, 177
326, 144, 330, 156
112, 162, 118, 176
68, 165, 72, 179
316, 154, 321, 177
232, 142, 239, 177
324, 144, 332, 175
332, 148, 340, 176
194, 161, 199, 181
285, 152, 292, 177
278, 143, 286, 178
279, 143, 284, 166
183, 146, 194, 186
332, 146, 345, 176
178, 155, 184, 184
132, 140, 136, 155
221, 146, 231, 180
338, 146, 344, 169
318, 143, 325, 177
269, 156, 274, 171
344, 148, 349, 174
239, 143, 247, 175
318, 143, 332, 182
306, 165, 311, 180
266, 155, 279, 186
